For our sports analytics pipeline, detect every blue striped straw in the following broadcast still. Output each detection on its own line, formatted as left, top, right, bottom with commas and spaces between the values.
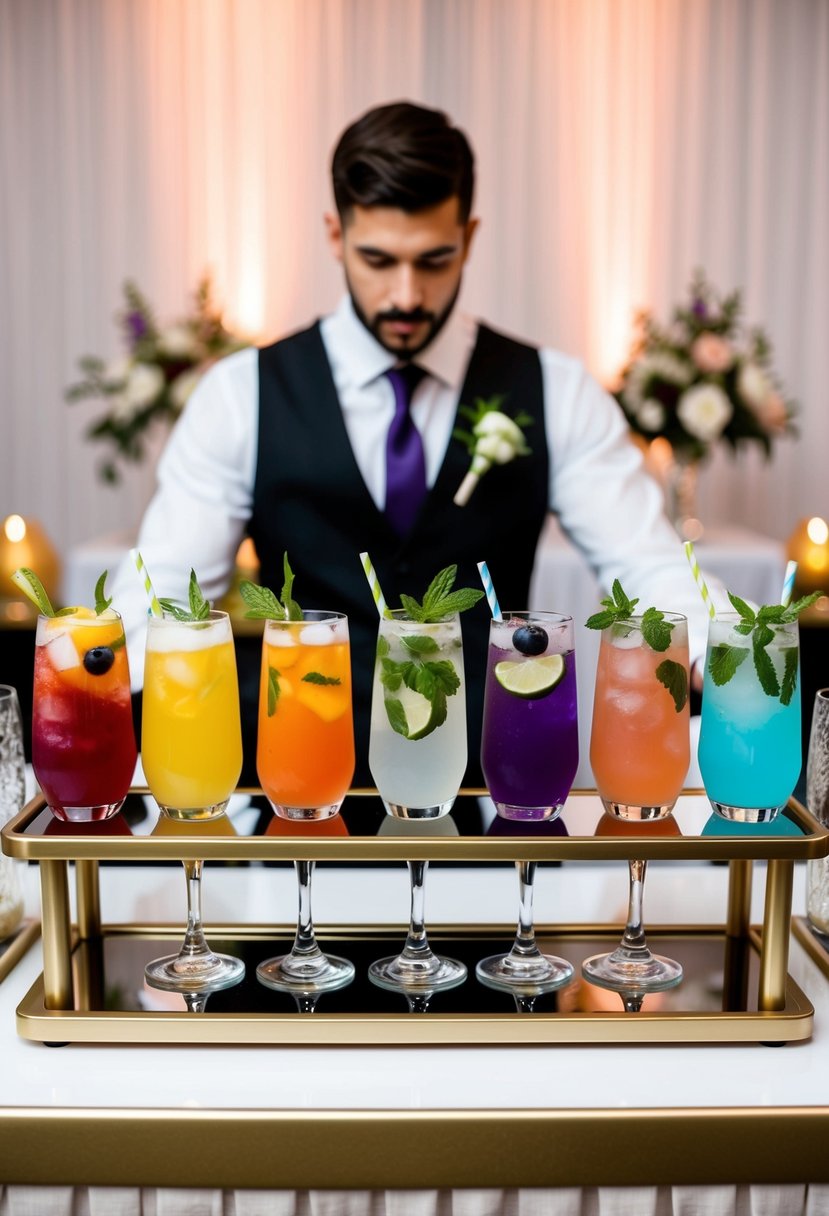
477, 561, 503, 620
781, 560, 798, 608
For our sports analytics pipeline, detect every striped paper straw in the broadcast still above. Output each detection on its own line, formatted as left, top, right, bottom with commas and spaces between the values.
781, 560, 798, 608
683, 541, 716, 620
359, 552, 390, 619
131, 549, 163, 618
477, 560, 503, 620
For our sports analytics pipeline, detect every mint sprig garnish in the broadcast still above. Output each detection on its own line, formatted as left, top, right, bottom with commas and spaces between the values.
267, 666, 280, 716
656, 660, 688, 712
709, 589, 822, 703
379, 644, 460, 740
240, 552, 303, 621
585, 579, 640, 630
159, 569, 211, 622
302, 672, 341, 686
586, 581, 675, 652
398, 564, 484, 623
94, 570, 112, 616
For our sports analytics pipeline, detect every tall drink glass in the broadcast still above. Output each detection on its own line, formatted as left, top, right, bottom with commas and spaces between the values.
32, 609, 136, 822
698, 614, 801, 823
368, 610, 467, 993
255, 611, 356, 995
142, 610, 245, 993
582, 612, 689, 995
477, 611, 578, 995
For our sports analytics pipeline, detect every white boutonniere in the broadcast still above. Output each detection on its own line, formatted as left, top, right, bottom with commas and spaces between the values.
452, 395, 533, 506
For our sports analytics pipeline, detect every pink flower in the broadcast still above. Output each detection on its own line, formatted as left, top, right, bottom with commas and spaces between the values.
755, 391, 789, 434
690, 332, 734, 373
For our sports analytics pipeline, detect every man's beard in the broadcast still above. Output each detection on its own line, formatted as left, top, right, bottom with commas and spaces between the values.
347, 276, 461, 360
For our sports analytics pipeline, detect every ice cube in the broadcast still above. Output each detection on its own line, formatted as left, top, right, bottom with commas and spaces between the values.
44, 630, 80, 671
268, 629, 300, 648
300, 624, 335, 646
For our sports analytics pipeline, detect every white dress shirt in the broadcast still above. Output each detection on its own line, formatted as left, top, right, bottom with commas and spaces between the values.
111, 295, 726, 687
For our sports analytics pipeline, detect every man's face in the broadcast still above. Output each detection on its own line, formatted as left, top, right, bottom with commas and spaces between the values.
325, 198, 478, 359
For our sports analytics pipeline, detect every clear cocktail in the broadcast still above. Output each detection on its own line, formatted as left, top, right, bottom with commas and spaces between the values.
368, 611, 466, 819
33, 608, 136, 822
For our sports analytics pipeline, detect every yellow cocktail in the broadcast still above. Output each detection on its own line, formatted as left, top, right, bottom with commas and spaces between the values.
142, 611, 242, 818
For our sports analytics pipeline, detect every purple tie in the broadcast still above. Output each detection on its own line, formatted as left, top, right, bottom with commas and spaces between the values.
385, 364, 428, 535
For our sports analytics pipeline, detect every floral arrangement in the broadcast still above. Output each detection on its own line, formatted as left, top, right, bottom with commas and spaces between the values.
615, 271, 795, 462
67, 275, 246, 483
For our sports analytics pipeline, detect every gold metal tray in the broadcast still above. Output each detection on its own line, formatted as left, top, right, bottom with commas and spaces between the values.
16, 922, 813, 1046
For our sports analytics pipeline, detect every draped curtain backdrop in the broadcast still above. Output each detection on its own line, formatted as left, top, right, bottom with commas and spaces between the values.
1, 0, 827, 553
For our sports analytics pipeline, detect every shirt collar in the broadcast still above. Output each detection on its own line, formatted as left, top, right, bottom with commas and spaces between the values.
324, 295, 475, 392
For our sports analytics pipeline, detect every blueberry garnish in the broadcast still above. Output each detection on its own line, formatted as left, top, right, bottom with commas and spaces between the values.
83, 646, 115, 676
513, 624, 548, 656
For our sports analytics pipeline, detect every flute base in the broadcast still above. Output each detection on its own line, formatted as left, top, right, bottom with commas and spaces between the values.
256, 952, 355, 995
369, 952, 467, 994
710, 801, 784, 825
48, 800, 126, 824
582, 949, 683, 994
271, 803, 343, 822
476, 951, 573, 995
144, 950, 245, 995
600, 800, 674, 822
494, 803, 564, 823
384, 800, 455, 820
157, 800, 230, 823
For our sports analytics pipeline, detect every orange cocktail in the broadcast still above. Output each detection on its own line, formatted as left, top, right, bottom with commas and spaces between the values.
257, 611, 354, 819
590, 613, 690, 817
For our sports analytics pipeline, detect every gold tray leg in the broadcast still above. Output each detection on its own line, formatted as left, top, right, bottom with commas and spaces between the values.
76, 859, 101, 939
758, 858, 794, 1012
726, 859, 753, 937
40, 860, 73, 1010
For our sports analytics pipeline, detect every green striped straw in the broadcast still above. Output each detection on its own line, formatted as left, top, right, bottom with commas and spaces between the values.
130, 548, 163, 618
683, 541, 716, 620
359, 552, 391, 619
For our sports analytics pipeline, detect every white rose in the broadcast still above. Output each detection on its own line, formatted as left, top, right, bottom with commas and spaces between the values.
637, 399, 666, 432
677, 383, 733, 442
103, 355, 132, 389
642, 351, 694, 386
738, 361, 772, 409
169, 367, 201, 410
125, 362, 165, 408
474, 433, 515, 464
158, 324, 198, 359
108, 392, 134, 422
473, 410, 525, 448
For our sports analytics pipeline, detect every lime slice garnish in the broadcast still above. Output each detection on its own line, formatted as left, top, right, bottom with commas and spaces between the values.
384, 685, 447, 740
10, 567, 55, 616
495, 654, 566, 699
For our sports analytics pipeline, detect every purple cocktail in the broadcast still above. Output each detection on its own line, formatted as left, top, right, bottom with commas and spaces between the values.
481, 611, 579, 821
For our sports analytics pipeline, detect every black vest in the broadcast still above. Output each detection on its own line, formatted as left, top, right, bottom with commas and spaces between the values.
250, 321, 549, 785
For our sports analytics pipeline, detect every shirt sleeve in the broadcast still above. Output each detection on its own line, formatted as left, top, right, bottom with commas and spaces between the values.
109, 347, 258, 689
541, 348, 729, 665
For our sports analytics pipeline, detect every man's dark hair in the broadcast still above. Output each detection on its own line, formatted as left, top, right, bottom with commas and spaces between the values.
331, 101, 475, 223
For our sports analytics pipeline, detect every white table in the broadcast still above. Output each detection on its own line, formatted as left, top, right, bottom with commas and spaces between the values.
1, 795, 829, 1213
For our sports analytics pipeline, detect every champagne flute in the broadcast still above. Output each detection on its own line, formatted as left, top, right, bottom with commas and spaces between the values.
368, 610, 467, 994
142, 610, 245, 994
582, 611, 689, 995
255, 611, 356, 995
477, 611, 578, 996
